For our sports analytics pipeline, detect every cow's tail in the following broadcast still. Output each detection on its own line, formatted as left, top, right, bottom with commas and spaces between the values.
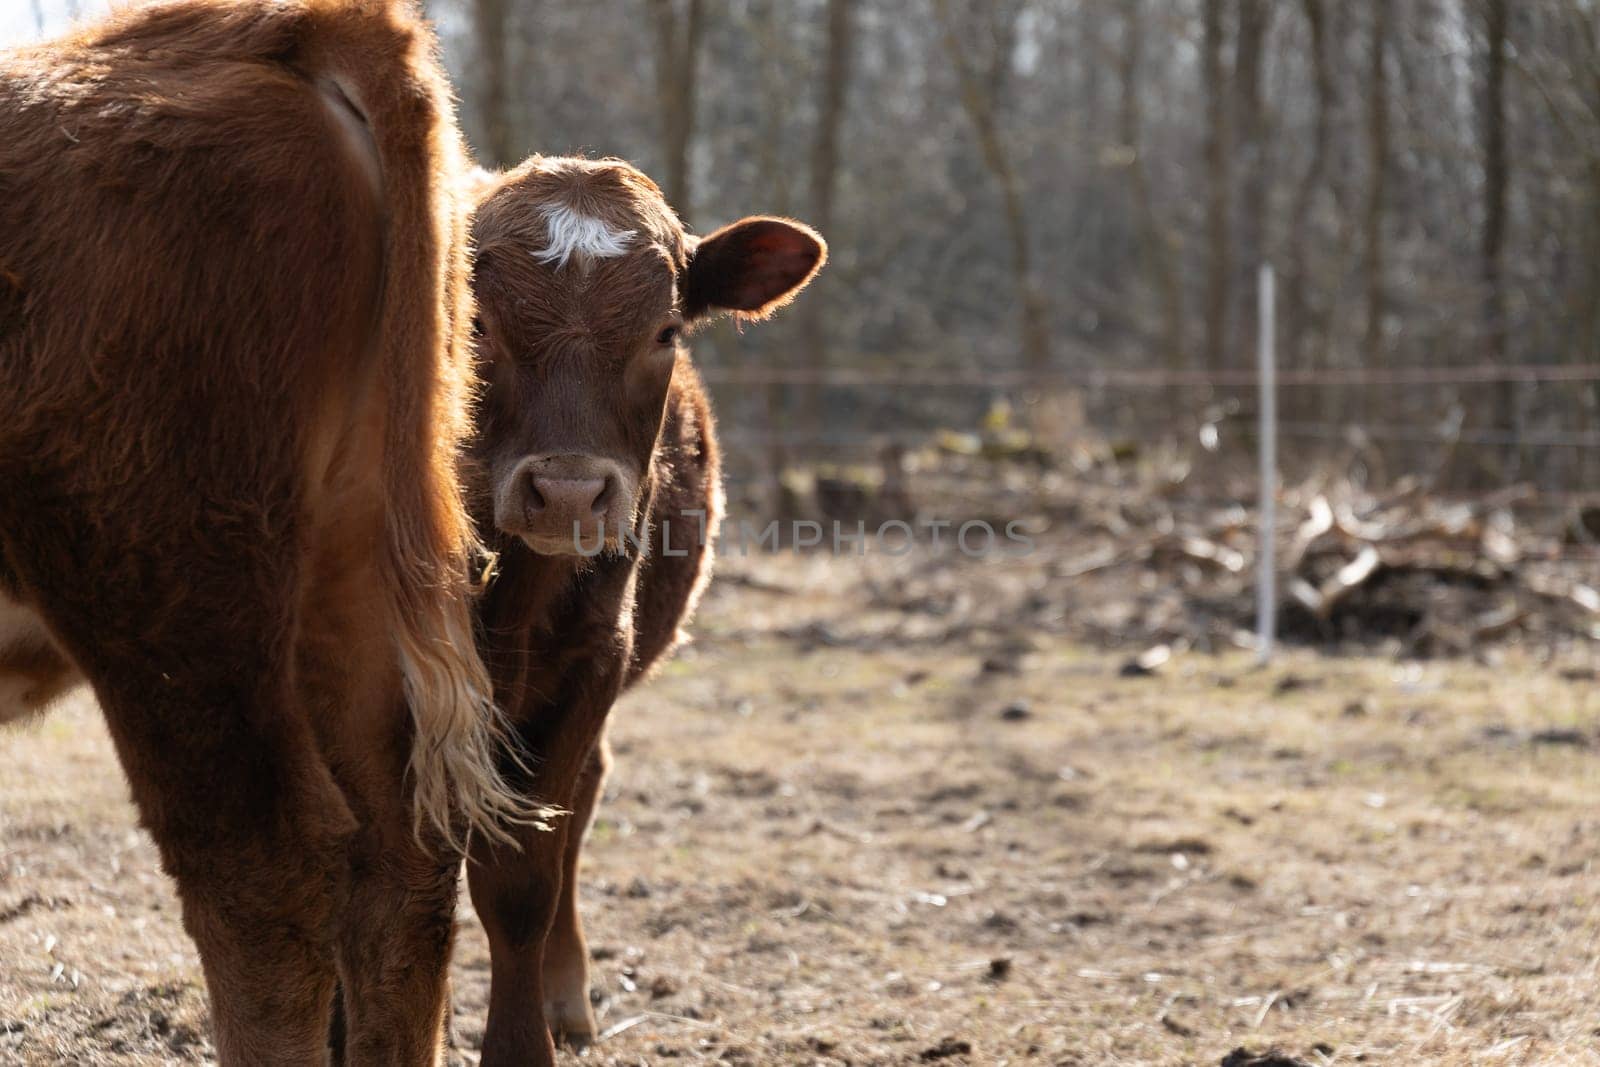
303, 0, 546, 852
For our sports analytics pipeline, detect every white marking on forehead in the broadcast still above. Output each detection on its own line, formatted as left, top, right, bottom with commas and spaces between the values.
532, 203, 636, 270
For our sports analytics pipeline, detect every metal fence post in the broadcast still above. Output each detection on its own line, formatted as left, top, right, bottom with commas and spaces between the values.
1257, 264, 1278, 664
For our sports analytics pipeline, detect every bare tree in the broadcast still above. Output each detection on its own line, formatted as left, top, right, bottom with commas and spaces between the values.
472, 0, 515, 167
650, 0, 708, 218
1075, 0, 1105, 146
932, 0, 1051, 380
746, 0, 797, 217
799, 0, 858, 433
1234, 0, 1276, 308
1482, 0, 1514, 461
1119, 0, 1185, 409
1286, 0, 1333, 369
1201, 0, 1233, 375
1363, 0, 1391, 373
809, 0, 855, 255
1575, 6, 1600, 367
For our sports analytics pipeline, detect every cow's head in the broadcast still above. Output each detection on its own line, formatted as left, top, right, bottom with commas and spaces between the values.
469, 156, 824, 556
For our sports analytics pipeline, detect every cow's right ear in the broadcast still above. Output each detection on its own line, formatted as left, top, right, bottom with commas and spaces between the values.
681, 216, 826, 326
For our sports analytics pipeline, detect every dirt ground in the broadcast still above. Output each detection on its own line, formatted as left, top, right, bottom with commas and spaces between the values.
2, 545, 1598, 1066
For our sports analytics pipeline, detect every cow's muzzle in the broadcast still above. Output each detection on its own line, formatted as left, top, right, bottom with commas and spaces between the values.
494, 453, 634, 555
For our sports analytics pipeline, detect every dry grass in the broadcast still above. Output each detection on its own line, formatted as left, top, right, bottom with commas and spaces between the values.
3, 549, 1599, 1065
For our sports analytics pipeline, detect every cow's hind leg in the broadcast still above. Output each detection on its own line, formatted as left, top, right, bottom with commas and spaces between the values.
167, 779, 352, 1065
88, 652, 354, 1064
292, 502, 463, 1067
2, 477, 359, 1063
330, 972, 458, 1067
333, 828, 458, 1067
542, 732, 612, 1046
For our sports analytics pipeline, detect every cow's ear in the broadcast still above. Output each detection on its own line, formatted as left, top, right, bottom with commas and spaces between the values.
682, 217, 826, 325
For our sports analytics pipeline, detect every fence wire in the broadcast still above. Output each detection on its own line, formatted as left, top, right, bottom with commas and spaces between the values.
699, 355, 1600, 571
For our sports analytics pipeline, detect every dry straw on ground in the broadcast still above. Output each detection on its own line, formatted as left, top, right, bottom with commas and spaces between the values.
4, 541, 1599, 1065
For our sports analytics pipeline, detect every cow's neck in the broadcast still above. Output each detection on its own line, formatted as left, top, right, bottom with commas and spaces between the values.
476, 538, 637, 715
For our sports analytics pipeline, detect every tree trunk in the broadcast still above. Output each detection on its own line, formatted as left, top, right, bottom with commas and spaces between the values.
1234, 0, 1275, 325
1286, 0, 1331, 372
1363, 0, 1391, 386
798, 0, 857, 437
1077, 2, 1105, 146
809, 0, 853, 255
1119, 0, 1185, 417
932, 0, 1051, 381
1589, 160, 1600, 489
650, 0, 708, 218
1201, 0, 1233, 377
749, 0, 794, 217
473, 0, 515, 167
1482, 0, 1515, 470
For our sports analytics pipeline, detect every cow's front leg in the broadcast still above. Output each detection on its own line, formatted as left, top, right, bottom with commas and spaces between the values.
468, 698, 611, 1067
541, 732, 612, 1046
468, 811, 573, 1067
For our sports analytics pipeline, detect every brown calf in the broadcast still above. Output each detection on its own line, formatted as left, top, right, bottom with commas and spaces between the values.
463, 156, 825, 1066
0, 3, 522, 1063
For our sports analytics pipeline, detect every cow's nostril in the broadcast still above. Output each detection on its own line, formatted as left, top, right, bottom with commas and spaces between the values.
524, 473, 547, 513
591, 476, 616, 515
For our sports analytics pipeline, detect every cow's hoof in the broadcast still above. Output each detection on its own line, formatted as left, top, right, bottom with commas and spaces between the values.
546, 999, 598, 1050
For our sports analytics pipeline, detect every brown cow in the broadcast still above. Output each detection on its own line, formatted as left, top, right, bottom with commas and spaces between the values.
462, 156, 825, 1066
0, 2, 526, 1063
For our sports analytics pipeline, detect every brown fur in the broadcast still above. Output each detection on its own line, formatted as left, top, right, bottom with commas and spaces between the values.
460, 156, 824, 1066
0, 2, 522, 1062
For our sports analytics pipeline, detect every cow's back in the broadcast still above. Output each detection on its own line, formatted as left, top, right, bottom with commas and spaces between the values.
0, 2, 380, 505
0, 0, 519, 849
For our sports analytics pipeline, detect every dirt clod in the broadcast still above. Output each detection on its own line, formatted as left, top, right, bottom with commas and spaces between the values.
998, 701, 1031, 721
1530, 727, 1589, 747
1273, 674, 1319, 695
1220, 1049, 1314, 1067
920, 1037, 973, 1061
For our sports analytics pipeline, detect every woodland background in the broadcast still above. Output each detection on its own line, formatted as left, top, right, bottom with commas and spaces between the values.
12, 0, 1600, 495
430, 0, 1600, 498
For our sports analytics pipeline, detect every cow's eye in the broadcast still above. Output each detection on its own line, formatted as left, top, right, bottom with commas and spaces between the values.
655, 325, 680, 347
471, 316, 486, 339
